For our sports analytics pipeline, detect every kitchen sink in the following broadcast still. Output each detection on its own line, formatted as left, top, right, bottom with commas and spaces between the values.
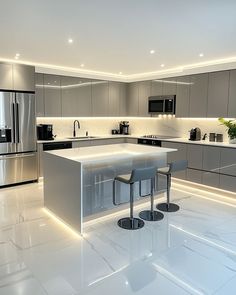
67, 136, 98, 139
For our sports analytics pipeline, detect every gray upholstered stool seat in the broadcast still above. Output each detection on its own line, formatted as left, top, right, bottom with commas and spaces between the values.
157, 159, 188, 212
113, 166, 164, 230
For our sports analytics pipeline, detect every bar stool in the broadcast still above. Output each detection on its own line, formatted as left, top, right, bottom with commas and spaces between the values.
156, 160, 188, 212
113, 166, 160, 230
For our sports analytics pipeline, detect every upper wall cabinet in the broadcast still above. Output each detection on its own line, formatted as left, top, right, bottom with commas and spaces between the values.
189, 73, 208, 117
207, 71, 230, 118
162, 77, 177, 95
151, 79, 162, 95
13, 64, 35, 92
0, 63, 13, 90
108, 82, 121, 117
92, 80, 109, 116
228, 70, 236, 118
119, 83, 127, 116
35, 73, 44, 117
127, 82, 139, 116
138, 81, 151, 117
61, 76, 92, 117
44, 74, 61, 117
175, 76, 190, 118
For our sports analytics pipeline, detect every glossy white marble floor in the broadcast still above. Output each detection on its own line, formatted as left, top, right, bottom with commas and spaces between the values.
1, 181, 236, 295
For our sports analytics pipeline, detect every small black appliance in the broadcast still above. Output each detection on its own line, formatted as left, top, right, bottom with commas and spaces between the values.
189, 128, 201, 141
119, 121, 129, 135
37, 124, 54, 140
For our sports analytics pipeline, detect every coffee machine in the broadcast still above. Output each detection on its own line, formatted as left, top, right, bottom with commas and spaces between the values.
37, 124, 54, 140
119, 121, 129, 135
189, 127, 201, 141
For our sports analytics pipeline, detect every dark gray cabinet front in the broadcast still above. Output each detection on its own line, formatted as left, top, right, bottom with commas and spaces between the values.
162, 77, 176, 95
119, 83, 127, 116
44, 74, 61, 117
189, 74, 208, 117
35, 73, 44, 117
92, 80, 109, 116
0, 63, 13, 90
202, 146, 221, 173
127, 82, 139, 116
13, 64, 35, 92
228, 70, 236, 118
61, 76, 92, 117
138, 81, 151, 116
175, 76, 190, 117
207, 71, 230, 118
108, 82, 120, 116
151, 79, 162, 95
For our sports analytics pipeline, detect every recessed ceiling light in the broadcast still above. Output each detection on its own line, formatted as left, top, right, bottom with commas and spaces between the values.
14, 53, 20, 59
161, 64, 165, 68
68, 38, 73, 44
119, 72, 123, 75
80, 64, 84, 67
199, 53, 204, 57
150, 50, 155, 54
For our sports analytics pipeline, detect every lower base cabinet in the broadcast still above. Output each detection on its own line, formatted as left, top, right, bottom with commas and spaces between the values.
186, 169, 202, 184
219, 174, 236, 192
202, 171, 220, 188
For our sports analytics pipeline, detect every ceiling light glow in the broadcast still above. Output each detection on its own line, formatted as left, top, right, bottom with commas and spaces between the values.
150, 50, 155, 54
161, 64, 165, 67
199, 53, 204, 57
68, 38, 73, 44
80, 63, 84, 67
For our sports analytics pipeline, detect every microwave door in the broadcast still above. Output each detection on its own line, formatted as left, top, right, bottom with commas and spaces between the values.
15, 93, 36, 153
149, 99, 164, 114
0, 92, 16, 154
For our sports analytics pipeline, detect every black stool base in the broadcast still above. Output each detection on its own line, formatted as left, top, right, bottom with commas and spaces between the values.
139, 210, 164, 221
157, 203, 180, 212
118, 217, 144, 230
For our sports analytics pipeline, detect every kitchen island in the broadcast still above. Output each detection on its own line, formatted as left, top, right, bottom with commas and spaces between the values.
43, 143, 176, 234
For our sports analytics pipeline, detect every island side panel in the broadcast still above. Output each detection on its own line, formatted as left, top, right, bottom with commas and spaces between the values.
43, 152, 83, 234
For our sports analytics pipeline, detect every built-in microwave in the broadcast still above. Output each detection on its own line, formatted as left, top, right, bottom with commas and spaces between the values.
148, 95, 176, 115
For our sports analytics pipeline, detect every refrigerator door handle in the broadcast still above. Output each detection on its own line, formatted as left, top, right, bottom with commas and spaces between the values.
15, 102, 20, 143
12, 103, 16, 143
0, 153, 36, 160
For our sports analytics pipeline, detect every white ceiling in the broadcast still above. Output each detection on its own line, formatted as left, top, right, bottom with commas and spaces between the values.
1, 0, 236, 81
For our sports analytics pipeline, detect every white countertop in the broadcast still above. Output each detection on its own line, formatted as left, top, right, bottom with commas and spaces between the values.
45, 143, 176, 163
38, 134, 236, 148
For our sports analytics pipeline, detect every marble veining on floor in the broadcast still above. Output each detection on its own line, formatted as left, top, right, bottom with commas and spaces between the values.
0, 181, 236, 294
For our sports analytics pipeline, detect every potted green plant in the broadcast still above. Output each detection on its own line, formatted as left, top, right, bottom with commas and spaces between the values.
218, 117, 236, 143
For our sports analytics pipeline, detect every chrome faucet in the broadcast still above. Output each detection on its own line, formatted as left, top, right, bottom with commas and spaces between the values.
73, 120, 80, 137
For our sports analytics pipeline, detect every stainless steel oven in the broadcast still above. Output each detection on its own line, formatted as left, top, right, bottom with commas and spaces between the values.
148, 95, 176, 115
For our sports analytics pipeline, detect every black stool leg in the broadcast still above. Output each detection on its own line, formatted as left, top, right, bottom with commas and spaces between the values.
118, 183, 144, 230
157, 174, 180, 212
139, 178, 164, 221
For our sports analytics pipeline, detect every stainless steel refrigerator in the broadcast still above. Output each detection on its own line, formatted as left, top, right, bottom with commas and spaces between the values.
0, 91, 38, 186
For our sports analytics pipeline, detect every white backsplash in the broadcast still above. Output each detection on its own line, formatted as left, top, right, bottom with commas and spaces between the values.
37, 117, 229, 141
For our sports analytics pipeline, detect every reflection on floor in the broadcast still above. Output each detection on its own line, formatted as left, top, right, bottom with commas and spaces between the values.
0, 180, 236, 294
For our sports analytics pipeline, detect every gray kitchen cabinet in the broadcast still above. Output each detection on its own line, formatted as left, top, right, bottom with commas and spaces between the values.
151, 79, 163, 95
37, 143, 43, 177
35, 73, 44, 117
119, 83, 127, 116
186, 168, 202, 184
125, 138, 137, 144
92, 80, 109, 116
189, 73, 208, 117
162, 77, 176, 95
138, 81, 151, 116
72, 140, 91, 148
13, 64, 35, 92
228, 70, 236, 118
175, 76, 190, 118
44, 74, 62, 117
127, 82, 139, 116
202, 171, 220, 188
220, 148, 236, 176
207, 71, 230, 118
108, 82, 120, 116
219, 174, 236, 192
187, 144, 203, 170
90, 138, 125, 146
0, 62, 13, 90
161, 141, 187, 179
61, 77, 92, 117
202, 146, 221, 173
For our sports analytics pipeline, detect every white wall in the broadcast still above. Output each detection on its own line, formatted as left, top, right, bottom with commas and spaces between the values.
37, 117, 229, 141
